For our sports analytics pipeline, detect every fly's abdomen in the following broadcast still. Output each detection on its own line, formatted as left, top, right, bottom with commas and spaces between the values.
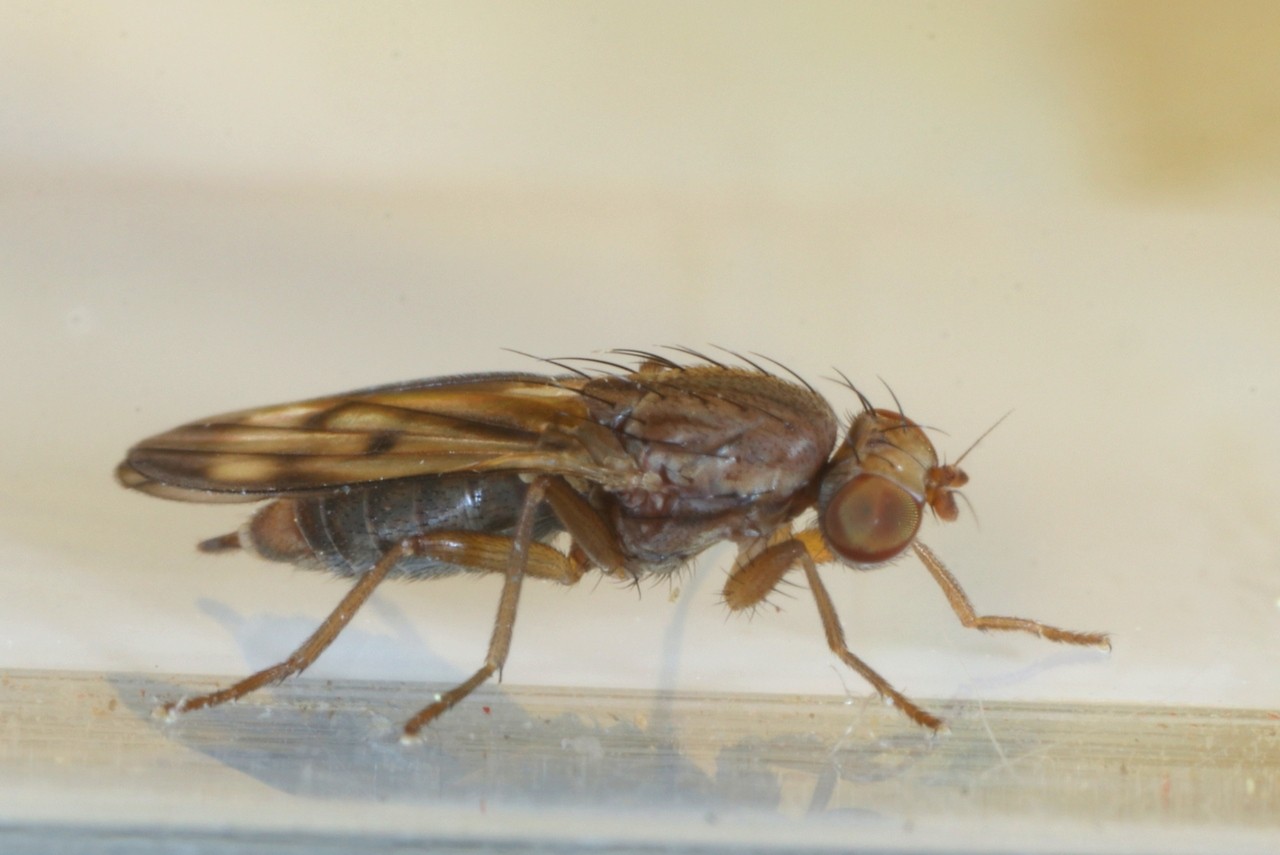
238, 474, 559, 579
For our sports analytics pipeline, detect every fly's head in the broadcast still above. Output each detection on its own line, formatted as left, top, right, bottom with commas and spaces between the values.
817, 408, 967, 567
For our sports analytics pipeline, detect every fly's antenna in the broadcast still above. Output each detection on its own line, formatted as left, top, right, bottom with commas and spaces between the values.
954, 490, 980, 527
952, 410, 1013, 467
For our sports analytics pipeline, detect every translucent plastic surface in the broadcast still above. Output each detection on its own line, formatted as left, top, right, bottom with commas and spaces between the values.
2, 670, 1276, 853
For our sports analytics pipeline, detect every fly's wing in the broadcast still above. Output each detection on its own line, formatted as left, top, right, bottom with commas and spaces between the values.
117, 373, 633, 502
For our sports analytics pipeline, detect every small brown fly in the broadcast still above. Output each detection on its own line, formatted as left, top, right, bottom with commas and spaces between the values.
117, 349, 1107, 736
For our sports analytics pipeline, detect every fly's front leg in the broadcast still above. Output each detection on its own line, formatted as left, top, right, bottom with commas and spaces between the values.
723, 532, 945, 731
911, 541, 1110, 648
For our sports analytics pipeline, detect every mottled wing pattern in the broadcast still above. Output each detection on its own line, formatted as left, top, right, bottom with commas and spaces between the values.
117, 373, 632, 501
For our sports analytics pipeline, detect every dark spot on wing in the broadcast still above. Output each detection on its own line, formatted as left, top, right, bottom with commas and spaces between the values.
366, 431, 399, 454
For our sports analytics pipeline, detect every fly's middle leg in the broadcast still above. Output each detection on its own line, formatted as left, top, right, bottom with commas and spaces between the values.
401, 476, 553, 738
400, 475, 631, 737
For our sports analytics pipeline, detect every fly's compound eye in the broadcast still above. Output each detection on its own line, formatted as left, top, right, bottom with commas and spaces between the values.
822, 474, 922, 565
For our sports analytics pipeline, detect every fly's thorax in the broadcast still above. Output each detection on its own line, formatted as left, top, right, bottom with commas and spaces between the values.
585, 366, 838, 516
817, 409, 958, 567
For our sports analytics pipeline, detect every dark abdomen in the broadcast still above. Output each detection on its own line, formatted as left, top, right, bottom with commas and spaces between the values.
239, 474, 560, 579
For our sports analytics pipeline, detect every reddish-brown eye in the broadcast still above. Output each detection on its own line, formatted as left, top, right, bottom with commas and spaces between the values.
822, 474, 922, 564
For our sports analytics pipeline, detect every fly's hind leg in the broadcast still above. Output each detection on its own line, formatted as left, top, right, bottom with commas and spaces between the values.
723, 532, 945, 731
161, 537, 405, 717
170, 476, 624, 735
163, 495, 585, 722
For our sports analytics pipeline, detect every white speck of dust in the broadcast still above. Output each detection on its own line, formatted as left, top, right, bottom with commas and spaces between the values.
66, 305, 96, 335
561, 736, 604, 758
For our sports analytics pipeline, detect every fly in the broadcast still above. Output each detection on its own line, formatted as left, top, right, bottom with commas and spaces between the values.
116, 348, 1108, 737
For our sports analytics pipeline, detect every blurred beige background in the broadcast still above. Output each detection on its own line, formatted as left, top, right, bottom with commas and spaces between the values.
2, 1, 1277, 715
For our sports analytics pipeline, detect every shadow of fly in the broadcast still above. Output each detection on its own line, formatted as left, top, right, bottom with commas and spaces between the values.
117, 348, 1108, 738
